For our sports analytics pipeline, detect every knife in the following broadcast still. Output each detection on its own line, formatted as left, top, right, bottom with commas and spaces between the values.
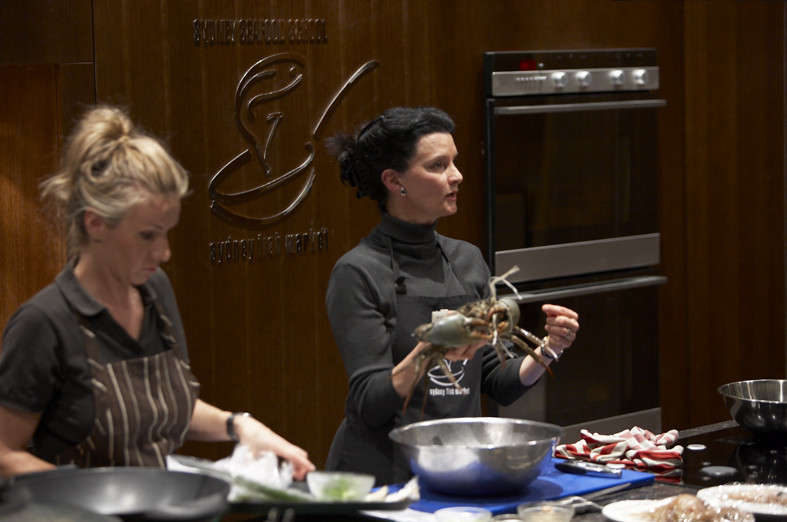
556, 482, 633, 513
555, 459, 623, 478
582, 482, 632, 499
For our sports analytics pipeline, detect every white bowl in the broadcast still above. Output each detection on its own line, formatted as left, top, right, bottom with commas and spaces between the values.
434, 506, 493, 521
306, 471, 375, 501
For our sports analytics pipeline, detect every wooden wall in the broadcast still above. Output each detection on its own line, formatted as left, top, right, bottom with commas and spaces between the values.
0, 0, 94, 330
1, 0, 784, 470
666, 2, 787, 426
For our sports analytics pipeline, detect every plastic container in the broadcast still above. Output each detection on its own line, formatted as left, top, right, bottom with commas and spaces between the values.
305, 471, 375, 501
434, 506, 493, 521
517, 501, 574, 522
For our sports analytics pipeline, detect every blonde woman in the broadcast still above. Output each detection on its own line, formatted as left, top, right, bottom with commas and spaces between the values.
0, 106, 314, 478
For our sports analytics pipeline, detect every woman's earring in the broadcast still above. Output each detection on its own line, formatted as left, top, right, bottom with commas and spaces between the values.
400, 187, 407, 196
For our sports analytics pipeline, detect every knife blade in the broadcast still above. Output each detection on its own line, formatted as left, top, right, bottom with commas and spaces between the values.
582, 482, 632, 499
555, 459, 623, 477
555, 482, 633, 514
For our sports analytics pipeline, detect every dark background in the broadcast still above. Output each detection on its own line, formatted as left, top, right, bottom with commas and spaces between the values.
1, 0, 785, 468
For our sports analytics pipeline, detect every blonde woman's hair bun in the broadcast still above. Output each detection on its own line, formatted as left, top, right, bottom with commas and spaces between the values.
40, 105, 190, 259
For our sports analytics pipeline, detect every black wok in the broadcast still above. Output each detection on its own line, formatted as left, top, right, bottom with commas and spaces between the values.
9, 466, 230, 521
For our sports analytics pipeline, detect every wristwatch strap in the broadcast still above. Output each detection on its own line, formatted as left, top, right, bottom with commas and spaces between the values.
226, 411, 251, 442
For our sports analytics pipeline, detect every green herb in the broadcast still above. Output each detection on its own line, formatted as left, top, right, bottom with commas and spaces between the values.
232, 476, 314, 502
319, 477, 363, 501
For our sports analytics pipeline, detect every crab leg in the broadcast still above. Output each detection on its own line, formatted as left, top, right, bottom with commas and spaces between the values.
435, 357, 464, 391
397, 344, 462, 413
493, 339, 518, 362
508, 333, 553, 377
516, 326, 545, 347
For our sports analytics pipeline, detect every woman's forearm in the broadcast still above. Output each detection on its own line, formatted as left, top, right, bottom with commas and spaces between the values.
0, 406, 54, 477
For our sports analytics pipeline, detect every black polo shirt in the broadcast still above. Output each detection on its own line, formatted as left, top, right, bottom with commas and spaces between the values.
0, 262, 191, 461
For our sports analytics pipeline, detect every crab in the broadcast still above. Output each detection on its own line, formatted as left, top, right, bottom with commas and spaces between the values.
394, 266, 557, 413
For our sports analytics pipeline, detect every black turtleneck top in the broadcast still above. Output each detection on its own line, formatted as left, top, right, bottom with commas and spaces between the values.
325, 213, 530, 482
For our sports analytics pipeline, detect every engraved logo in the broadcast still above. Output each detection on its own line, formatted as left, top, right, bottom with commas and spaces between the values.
209, 52, 378, 227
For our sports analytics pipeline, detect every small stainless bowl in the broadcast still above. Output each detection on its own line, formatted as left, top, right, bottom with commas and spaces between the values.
718, 379, 787, 437
517, 501, 575, 522
389, 417, 563, 496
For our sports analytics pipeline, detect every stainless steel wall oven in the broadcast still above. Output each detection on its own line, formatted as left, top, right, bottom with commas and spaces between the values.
483, 49, 667, 440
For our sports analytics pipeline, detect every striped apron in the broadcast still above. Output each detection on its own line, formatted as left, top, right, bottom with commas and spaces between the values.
55, 302, 200, 468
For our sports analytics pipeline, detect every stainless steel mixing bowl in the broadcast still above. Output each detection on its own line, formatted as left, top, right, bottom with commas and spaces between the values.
389, 417, 564, 496
718, 379, 787, 437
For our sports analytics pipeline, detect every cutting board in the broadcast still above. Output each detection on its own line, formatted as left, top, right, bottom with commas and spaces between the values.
399, 457, 655, 515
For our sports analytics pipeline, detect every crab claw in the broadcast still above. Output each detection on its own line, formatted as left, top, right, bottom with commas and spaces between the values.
412, 322, 433, 342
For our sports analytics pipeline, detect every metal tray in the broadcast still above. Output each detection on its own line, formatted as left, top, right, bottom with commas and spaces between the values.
230, 497, 413, 516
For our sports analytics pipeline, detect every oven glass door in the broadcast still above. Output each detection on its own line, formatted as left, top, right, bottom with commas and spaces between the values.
496, 279, 661, 430
485, 93, 664, 281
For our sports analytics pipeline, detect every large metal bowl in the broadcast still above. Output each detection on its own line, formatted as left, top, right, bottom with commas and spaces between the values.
389, 417, 563, 496
718, 379, 787, 438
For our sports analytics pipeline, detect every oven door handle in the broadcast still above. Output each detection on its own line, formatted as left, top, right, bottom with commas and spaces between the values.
494, 99, 667, 115
510, 275, 667, 304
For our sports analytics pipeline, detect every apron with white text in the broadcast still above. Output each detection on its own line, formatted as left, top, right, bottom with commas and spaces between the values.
330, 236, 483, 485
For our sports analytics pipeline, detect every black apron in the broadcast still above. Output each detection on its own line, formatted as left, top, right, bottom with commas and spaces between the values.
327, 236, 483, 485
53, 301, 200, 468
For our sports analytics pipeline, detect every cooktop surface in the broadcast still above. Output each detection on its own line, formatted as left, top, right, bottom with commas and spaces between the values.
677, 422, 786, 487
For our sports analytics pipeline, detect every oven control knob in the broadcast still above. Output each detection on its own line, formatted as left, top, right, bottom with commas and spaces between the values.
576, 70, 592, 88
633, 68, 650, 86
551, 71, 567, 89
610, 69, 625, 86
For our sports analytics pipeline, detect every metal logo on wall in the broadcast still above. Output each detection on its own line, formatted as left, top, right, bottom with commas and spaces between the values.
208, 52, 378, 228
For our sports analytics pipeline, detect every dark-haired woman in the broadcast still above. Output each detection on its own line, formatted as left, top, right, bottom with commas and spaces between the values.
324, 106, 579, 485
0, 106, 315, 479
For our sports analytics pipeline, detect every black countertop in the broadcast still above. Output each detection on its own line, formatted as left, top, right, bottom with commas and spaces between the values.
573, 419, 786, 521
571, 481, 692, 522
223, 420, 784, 521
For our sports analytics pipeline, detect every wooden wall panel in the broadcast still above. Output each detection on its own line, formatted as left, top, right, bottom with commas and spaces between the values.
2, 0, 784, 472
0, 65, 67, 328
87, 0, 687, 465
0, 0, 93, 64
677, 1, 786, 428
0, 0, 96, 332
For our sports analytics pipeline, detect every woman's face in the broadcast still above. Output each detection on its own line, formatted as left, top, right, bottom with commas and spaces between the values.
99, 194, 181, 286
393, 132, 463, 225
